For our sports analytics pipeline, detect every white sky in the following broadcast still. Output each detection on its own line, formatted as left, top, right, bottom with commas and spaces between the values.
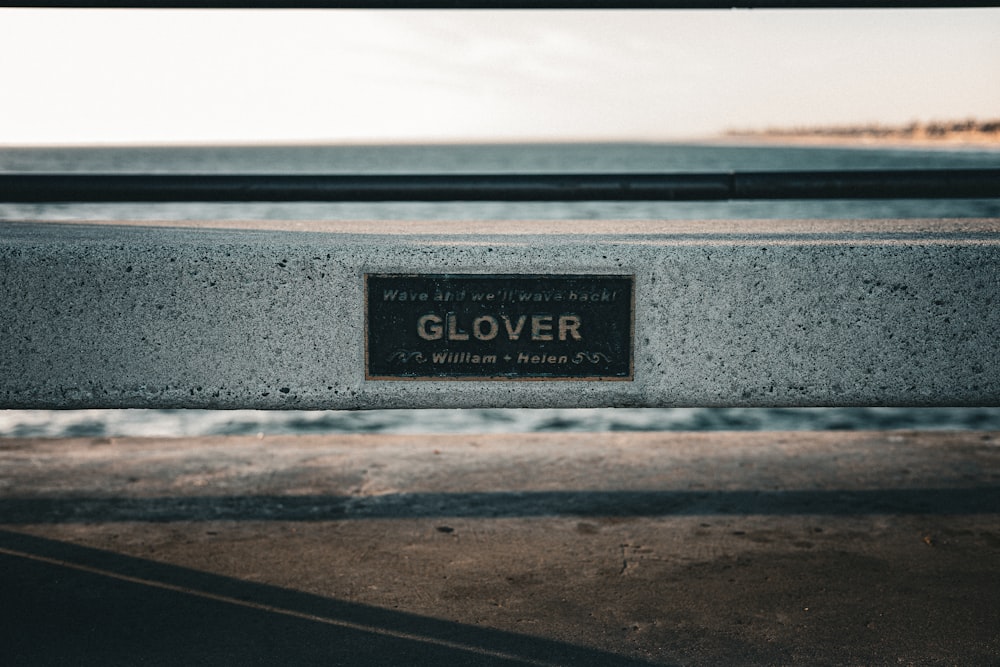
1, 8, 998, 145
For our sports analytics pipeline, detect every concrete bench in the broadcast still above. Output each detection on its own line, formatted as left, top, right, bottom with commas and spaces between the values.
2, 218, 998, 410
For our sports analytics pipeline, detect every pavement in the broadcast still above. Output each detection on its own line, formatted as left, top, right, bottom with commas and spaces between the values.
1, 430, 998, 666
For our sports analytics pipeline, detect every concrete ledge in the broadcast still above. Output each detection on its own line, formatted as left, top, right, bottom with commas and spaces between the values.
2, 219, 999, 409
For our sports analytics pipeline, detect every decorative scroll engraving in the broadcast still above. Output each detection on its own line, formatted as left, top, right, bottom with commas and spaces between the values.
572, 351, 613, 364
386, 350, 427, 365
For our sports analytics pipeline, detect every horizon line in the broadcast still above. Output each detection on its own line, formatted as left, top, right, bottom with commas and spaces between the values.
0, 134, 727, 149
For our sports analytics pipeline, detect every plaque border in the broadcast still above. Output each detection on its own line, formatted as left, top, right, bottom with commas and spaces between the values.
364, 273, 635, 382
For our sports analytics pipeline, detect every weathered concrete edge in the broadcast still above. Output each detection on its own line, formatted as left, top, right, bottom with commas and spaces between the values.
2, 219, 999, 409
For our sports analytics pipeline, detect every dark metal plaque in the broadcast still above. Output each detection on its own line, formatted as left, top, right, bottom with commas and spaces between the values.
365, 274, 634, 381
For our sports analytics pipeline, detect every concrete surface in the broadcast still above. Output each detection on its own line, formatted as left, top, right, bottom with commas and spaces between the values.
3, 219, 1000, 409
1, 430, 998, 665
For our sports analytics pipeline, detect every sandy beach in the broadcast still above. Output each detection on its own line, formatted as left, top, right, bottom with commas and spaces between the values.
720, 135, 1000, 151
721, 121, 1000, 151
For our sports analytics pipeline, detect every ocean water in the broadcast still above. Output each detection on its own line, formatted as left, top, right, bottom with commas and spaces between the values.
3, 142, 1000, 223
2, 142, 999, 437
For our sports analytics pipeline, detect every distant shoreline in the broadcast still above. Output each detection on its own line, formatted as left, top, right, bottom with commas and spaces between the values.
723, 120, 1000, 151
718, 134, 1000, 151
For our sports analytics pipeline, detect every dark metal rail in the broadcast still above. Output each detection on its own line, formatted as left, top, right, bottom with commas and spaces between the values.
2, 1, 998, 7
2, 170, 998, 202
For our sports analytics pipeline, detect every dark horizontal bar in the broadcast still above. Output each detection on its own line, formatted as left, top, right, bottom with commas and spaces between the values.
1, 170, 998, 202
734, 169, 1000, 200
2, 1, 997, 7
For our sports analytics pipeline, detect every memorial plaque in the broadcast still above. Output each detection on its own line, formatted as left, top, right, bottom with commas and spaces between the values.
365, 274, 634, 380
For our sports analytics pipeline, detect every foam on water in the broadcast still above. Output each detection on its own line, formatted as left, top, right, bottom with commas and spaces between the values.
4, 408, 1000, 438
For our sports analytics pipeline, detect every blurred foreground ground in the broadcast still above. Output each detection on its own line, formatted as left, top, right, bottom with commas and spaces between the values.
1, 431, 998, 666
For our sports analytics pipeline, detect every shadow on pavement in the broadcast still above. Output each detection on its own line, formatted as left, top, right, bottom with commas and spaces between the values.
0, 529, 660, 666
1, 486, 998, 524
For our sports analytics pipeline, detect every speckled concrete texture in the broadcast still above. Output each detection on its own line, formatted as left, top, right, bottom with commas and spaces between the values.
2, 219, 999, 408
